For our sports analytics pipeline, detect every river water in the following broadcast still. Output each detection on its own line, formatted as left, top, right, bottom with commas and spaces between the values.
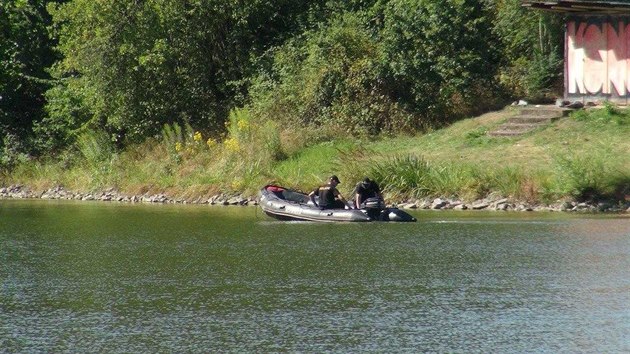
1, 200, 628, 353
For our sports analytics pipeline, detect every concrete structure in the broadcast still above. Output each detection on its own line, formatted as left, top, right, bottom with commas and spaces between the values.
523, 1, 630, 104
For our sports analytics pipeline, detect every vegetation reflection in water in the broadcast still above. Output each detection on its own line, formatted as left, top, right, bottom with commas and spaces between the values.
1, 200, 628, 352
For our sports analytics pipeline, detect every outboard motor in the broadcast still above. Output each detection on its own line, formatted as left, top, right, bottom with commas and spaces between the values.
361, 197, 417, 222
361, 197, 387, 220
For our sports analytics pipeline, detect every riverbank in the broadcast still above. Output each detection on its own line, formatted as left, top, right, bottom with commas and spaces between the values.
2, 184, 628, 213
2, 105, 629, 208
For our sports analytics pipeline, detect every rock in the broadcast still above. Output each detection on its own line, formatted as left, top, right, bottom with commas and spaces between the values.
555, 98, 569, 107
227, 196, 244, 205
471, 201, 489, 210
446, 201, 462, 210
431, 198, 448, 210
517, 99, 528, 106
493, 198, 508, 205
490, 198, 509, 211
417, 200, 431, 209
452, 204, 468, 210
566, 101, 584, 109
597, 202, 612, 212
495, 202, 508, 211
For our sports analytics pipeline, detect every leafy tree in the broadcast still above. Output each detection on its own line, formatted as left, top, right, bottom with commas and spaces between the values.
379, 0, 502, 124
249, 0, 507, 139
492, 0, 564, 100
0, 0, 58, 165
249, 11, 408, 137
46, 0, 332, 145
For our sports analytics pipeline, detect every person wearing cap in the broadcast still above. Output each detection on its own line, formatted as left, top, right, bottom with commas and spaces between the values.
309, 175, 351, 209
353, 177, 382, 208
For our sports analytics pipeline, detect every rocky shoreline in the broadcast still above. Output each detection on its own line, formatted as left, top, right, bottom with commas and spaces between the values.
1, 184, 629, 213
0, 185, 257, 206
397, 196, 630, 213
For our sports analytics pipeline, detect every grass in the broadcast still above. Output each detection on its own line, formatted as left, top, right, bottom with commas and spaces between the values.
2, 105, 629, 204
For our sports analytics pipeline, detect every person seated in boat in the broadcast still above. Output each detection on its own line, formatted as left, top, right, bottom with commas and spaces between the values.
309, 175, 352, 209
353, 177, 382, 208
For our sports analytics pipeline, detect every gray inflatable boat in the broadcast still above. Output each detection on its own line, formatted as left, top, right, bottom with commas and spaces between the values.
259, 185, 416, 222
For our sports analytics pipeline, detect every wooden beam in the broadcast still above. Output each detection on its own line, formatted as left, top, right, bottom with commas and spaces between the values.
522, 0, 630, 13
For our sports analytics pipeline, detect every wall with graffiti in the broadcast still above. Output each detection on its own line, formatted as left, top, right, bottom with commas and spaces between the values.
566, 16, 630, 104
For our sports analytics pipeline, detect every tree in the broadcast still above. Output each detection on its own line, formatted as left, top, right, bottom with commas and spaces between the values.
46, 0, 331, 145
249, 11, 402, 136
379, 0, 502, 124
492, 0, 564, 100
0, 0, 58, 165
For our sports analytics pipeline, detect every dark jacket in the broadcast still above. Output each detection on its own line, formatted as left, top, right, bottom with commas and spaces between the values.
354, 180, 381, 206
313, 184, 344, 209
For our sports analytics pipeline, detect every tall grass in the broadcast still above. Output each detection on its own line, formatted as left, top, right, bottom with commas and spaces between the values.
355, 154, 482, 200
572, 101, 630, 125
72, 130, 116, 188
76, 130, 114, 167
552, 148, 630, 201
342, 152, 547, 202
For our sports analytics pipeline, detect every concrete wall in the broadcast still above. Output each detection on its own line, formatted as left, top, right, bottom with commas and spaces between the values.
566, 16, 630, 104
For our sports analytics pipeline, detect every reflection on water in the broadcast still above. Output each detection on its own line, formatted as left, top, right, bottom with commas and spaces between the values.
1, 200, 629, 352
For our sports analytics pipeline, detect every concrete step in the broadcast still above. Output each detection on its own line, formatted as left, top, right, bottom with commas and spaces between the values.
498, 123, 543, 131
487, 105, 572, 137
518, 107, 572, 117
508, 115, 561, 124
487, 129, 527, 137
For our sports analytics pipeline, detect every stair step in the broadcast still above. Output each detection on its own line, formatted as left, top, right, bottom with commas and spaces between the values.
499, 123, 542, 131
487, 130, 526, 137
518, 107, 572, 117
487, 105, 574, 137
508, 115, 560, 124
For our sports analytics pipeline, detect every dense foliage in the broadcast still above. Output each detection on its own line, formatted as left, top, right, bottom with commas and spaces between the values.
0, 0, 565, 167
0, 0, 60, 165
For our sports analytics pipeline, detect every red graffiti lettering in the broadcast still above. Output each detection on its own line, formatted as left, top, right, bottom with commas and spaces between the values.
566, 18, 630, 100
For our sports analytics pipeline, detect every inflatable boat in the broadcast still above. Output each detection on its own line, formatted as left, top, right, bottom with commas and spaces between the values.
259, 185, 416, 222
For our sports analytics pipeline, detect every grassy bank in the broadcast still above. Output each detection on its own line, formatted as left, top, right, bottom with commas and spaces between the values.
2, 105, 629, 205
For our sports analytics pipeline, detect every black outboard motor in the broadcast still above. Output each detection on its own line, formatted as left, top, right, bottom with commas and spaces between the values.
361, 197, 387, 220
361, 197, 417, 222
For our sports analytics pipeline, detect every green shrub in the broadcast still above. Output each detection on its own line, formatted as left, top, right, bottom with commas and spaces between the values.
552, 149, 629, 201
76, 130, 114, 167
572, 103, 630, 126
248, 11, 416, 138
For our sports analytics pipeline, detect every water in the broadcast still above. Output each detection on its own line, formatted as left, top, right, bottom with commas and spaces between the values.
1, 200, 629, 353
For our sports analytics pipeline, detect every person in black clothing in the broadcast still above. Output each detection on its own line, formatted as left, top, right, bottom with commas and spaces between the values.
309, 175, 351, 209
354, 177, 382, 208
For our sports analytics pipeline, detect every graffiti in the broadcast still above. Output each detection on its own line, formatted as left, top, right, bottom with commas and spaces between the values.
566, 16, 630, 101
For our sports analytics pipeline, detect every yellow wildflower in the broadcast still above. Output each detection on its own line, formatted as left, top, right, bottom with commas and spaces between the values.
224, 137, 240, 152
193, 131, 202, 142
175, 142, 182, 152
237, 119, 249, 131
206, 138, 217, 149
231, 179, 243, 191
